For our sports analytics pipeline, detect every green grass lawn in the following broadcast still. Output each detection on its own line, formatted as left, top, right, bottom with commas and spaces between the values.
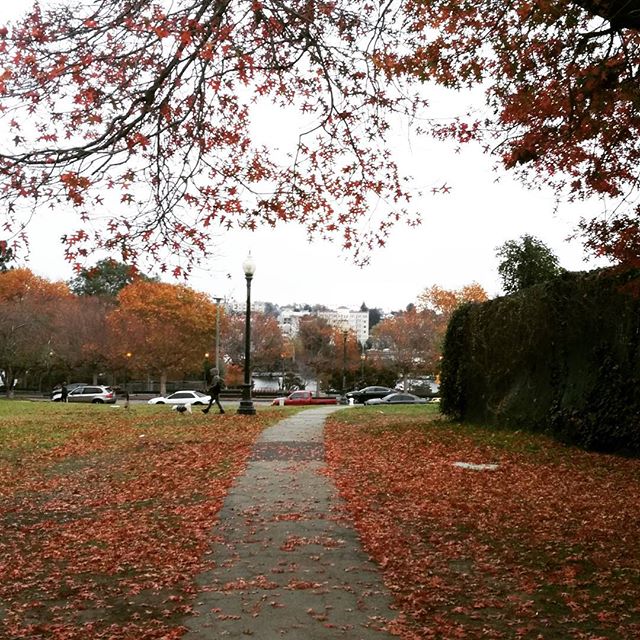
325, 405, 640, 639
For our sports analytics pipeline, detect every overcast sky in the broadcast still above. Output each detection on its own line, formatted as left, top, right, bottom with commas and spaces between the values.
1, 3, 610, 312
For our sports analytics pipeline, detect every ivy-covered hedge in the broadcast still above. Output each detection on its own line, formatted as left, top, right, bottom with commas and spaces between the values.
440, 269, 640, 453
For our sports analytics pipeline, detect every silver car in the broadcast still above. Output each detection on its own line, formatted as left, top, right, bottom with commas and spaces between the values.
52, 385, 116, 404
364, 392, 427, 406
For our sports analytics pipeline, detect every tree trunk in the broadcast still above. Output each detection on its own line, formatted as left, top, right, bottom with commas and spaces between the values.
92, 371, 98, 385
160, 370, 167, 396
6, 366, 15, 398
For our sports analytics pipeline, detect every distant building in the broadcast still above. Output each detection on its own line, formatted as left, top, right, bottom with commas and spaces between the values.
225, 299, 267, 314
316, 307, 369, 345
278, 306, 307, 337
277, 305, 369, 343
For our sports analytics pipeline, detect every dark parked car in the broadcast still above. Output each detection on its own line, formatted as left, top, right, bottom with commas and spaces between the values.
364, 392, 427, 406
345, 386, 397, 404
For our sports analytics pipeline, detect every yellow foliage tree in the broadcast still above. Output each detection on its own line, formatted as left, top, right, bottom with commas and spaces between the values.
417, 283, 488, 317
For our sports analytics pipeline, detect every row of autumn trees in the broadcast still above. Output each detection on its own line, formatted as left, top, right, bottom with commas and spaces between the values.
0, 259, 487, 397
0, 263, 286, 396
0, 267, 216, 396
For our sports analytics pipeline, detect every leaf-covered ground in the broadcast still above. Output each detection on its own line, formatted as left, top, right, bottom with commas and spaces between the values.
325, 406, 640, 639
0, 401, 286, 639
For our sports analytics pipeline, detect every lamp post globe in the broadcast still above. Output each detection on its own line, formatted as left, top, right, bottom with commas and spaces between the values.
243, 253, 256, 277
238, 252, 257, 415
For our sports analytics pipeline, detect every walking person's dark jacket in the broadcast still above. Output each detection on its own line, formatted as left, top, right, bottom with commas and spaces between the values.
203, 376, 225, 414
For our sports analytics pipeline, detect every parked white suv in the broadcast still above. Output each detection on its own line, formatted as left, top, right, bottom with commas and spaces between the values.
52, 385, 116, 404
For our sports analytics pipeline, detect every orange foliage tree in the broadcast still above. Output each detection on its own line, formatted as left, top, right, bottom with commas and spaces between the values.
223, 312, 285, 374
418, 283, 488, 317
108, 280, 216, 394
0, 268, 70, 302
417, 283, 489, 377
52, 296, 114, 385
0, 269, 71, 395
329, 326, 363, 390
294, 316, 334, 385
294, 315, 359, 387
371, 307, 441, 388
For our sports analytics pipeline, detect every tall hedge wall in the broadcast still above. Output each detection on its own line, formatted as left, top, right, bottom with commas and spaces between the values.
440, 269, 640, 452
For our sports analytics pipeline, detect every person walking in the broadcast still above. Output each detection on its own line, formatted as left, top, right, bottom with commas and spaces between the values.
203, 371, 225, 414
60, 382, 69, 403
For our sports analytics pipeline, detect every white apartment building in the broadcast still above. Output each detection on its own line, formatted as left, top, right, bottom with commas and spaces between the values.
278, 306, 370, 344
225, 300, 370, 343
278, 307, 307, 337
224, 299, 267, 314
316, 307, 369, 345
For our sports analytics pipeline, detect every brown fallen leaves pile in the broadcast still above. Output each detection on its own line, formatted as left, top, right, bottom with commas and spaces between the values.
325, 408, 640, 639
3, 402, 640, 639
0, 404, 271, 639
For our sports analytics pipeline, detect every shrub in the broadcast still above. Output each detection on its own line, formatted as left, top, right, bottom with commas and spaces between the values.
441, 268, 640, 452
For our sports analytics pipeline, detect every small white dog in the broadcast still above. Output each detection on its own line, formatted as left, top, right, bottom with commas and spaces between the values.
172, 403, 192, 414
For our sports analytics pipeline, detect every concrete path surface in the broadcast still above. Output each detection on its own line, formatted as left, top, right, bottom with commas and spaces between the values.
183, 406, 397, 639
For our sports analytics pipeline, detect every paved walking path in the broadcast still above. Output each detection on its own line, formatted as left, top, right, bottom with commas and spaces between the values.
183, 406, 397, 639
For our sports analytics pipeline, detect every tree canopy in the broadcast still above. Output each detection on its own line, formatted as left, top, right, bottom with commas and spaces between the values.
0, 0, 425, 274
68, 258, 153, 297
108, 279, 215, 393
401, 0, 640, 266
0, 269, 71, 395
371, 306, 441, 381
0, 0, 639, 271
496, 234, 565, 294
418, 283, 488, 317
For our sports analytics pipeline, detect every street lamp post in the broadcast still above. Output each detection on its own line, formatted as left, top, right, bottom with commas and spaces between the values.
204, 352, 210, 387
341, 329, 348, 394
213, 296, 222, 373
237, 253, 256, 415
47, 349, 54, 391
125, 352, 132, 393
281, 352, 286, 391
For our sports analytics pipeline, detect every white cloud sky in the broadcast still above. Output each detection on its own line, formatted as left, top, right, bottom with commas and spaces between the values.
1, 3, 610, 312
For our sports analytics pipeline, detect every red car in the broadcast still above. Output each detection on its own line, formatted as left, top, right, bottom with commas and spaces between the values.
271, 390, 338, 406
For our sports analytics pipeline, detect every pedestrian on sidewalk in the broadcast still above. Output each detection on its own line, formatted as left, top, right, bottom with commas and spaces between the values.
61, 382, 69, 403
203, 370, 225, 414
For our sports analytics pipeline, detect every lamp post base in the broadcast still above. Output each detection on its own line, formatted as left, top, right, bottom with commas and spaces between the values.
237, 400, 256, 415
237, 383, 256, 415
